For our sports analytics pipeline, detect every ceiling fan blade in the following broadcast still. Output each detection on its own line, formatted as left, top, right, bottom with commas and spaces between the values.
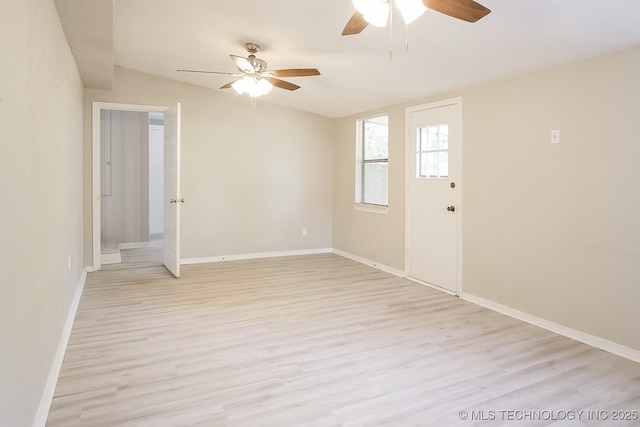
230, 55, 255, 73
266, 78, 300, 91
422, 0, 490, 23
219, 80, 239, 89
270, 68, 321, 78
177, 69, 240, 76
342, 11, 369, 35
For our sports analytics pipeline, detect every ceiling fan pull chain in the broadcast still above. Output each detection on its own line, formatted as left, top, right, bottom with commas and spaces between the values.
405, 23, 410, 51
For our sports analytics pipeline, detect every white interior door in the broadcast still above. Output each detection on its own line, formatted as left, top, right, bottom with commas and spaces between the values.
406, 100, 461, 294
163, 103, 181, 277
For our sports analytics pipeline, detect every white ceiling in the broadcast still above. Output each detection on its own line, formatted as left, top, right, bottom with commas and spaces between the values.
66, 0, 640, 118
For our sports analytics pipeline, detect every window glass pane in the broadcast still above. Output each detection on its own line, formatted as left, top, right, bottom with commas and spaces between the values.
364, 117, 388, 160
427, 125, 439, 150
439, 124, 449, 150
418, 153, 427, 177
357, 114, 388, 206
363, 162, 388, 205
426, 152, 439, 177
418, 127, 427, 152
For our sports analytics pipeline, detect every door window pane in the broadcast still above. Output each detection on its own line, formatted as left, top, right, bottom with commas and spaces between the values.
417, 122, 449, 178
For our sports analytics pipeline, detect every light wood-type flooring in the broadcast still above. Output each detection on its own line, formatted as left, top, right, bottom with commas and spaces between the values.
47, 254, 640, 426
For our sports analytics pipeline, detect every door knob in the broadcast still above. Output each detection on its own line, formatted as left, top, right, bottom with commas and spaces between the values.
170, 198, 184, 204
447, 205, 456, 212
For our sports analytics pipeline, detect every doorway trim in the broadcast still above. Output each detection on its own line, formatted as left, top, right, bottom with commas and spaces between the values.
404, 97, 463, 295
91, 102, 169, 271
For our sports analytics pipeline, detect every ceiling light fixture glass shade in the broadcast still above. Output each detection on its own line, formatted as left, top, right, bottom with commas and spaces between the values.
395, 0, 427, 24
231, 76, 273, 97
352, 0, 390, 27
352, 0, 427, 26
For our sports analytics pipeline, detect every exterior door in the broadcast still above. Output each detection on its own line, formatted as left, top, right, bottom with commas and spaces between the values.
406, 99, 461, 294
163, 103, 181, 277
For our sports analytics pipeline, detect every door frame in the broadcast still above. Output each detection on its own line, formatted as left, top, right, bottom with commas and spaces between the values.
404, 97, 463, 295
91, 102, 169, 271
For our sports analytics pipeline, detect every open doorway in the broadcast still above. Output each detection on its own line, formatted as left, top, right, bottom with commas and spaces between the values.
91, 102, 178, 272
98, 109, 164, 268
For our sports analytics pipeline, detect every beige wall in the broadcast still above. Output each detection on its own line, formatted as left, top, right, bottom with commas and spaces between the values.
333, 46, 640, 351
461, 47, 640, 351
333, 111, 406, 269
0, 0, 84, 425
84, 67, 334, 265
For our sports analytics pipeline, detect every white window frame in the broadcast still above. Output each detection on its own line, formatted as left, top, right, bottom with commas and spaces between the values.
354, 113, 389, 214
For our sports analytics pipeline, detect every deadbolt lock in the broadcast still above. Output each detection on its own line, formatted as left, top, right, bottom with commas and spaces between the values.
450, 182, 456, 189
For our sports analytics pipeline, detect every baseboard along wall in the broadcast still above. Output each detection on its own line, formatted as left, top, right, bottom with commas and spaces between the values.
33, 269, 87, 427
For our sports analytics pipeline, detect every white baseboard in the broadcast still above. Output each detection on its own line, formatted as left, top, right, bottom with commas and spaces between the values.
181, 248, 333, 265
332, 249, 405, 278
460, 291, 640, 364
33, 268, 87, 427
181, 248, 403, 277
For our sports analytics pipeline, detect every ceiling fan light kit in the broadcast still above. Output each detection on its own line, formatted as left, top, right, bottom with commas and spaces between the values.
352, 0, 427, 27
231, 76, 273, 97
395, 0, 428, 24
353, 0, 390, 27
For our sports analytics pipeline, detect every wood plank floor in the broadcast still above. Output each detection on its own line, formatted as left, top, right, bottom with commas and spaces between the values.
102, 238, 164, 271
47, 254, 640, 426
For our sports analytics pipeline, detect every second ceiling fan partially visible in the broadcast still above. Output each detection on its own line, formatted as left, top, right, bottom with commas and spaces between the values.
342, 0, 491, 36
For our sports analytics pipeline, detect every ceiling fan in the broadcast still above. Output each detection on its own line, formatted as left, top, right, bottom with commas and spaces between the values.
178, 43, 320, 98
342, 0, 491, 36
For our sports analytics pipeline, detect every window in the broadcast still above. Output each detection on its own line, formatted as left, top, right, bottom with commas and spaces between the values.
417, 123, 448, 178
356, 114, 388, 207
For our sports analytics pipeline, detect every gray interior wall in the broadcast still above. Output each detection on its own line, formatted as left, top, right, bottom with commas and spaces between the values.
333, 46, 640, 352
0, 0, 84, 425
83, 66, 334, 265
148, 124, 164, 236
100, 110, 150, 245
